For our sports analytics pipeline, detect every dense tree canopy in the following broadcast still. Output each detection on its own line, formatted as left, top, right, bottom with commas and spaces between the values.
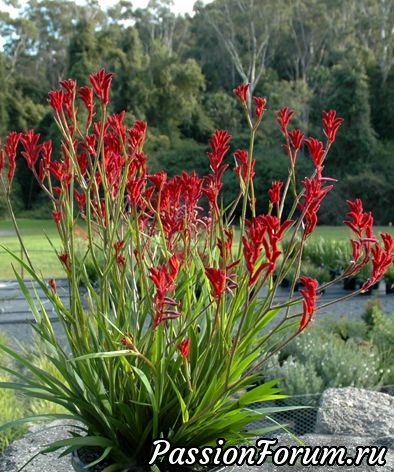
0, 0, 393, 223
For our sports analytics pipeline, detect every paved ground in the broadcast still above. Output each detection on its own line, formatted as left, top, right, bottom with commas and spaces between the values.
0, 422, 393, 471
0, 278, 392, 347
0, 279, 393, 471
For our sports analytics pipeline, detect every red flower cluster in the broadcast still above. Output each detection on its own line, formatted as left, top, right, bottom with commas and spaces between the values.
344, 200, 393, 289
298, 276, 319, 332
345, 199, 374, 240
156, 171, 204, 246
233, 83, 249, 103
149, 255, 181, 327
204, 130, 231, 214
299, 176, 335, 236
178, 338, 191, 359
289, 129, 304, 152
323, 110, 344, 143
268, 181, 283, 207
277, 107, 294, 135
3, 131, 20, 185
114, 240, 126, 267
217, 228, 234, 262
58, 252, 71, 271
254, 96, 267, 119
362, 233, 394, 291
205, 267, 237, 300
78, 86, 94, 129
20, 130, 42, 170
243, 215, 293, 285
234, 149, 255, 184
89, 69, 114, 106
205, 267, 226, 299
304, 137, 325, 175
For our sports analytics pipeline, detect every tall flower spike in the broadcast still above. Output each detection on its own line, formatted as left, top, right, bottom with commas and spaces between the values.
89, 68, 114, 106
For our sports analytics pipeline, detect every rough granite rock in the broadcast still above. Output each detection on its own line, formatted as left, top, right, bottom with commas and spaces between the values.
0, 421, 75, 472
239, 434, 394, 471
315, 387, 394, 437
1, 429, 393, 472
1, 387, 393, 472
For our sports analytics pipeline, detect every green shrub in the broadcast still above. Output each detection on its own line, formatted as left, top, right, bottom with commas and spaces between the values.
384, 265, 394, 283
361, 298, 384, 327
27, 350, 67, 417
0, 335, 26, 453
302, 238, 351, 270
326, 316, 368, 342
286, 261, 331, 286
0, 378, 26, 453
286, 330, 382, 389
370, 313, 394, 385
263, 327, 383, 403
74, 243, 105, 286
265, 354, 323, 406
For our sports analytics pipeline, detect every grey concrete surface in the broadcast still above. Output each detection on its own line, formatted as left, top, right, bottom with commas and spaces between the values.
1, 424, 393, 471
0, 279, 393, 347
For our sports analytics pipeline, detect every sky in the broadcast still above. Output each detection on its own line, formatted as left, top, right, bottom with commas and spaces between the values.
0, 0, 213, 49
0, 0, 213, 17
99, 0, 211, 16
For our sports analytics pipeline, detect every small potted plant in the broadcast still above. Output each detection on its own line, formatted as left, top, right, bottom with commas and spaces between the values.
0, 73, 392, 471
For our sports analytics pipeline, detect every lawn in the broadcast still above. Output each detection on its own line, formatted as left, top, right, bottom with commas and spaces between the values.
1, 219, 69, 279
0, 219, 393, 280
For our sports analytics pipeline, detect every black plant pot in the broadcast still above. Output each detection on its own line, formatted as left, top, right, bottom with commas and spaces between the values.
358, 280, 379, 295
343, 276, 357, 291
359, 287, 373, 296
72, 448, 114, 472
329, 268, 341, 281
279, 277, 290, 288
386, 281, 394, 295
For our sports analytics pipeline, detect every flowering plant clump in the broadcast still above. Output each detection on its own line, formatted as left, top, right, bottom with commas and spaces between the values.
0, 71, 393, 471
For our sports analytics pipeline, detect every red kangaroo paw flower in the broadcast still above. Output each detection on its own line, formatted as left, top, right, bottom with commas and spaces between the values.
233, 83, 249, 103
178, 338, 191, 359
298, 276, 319, 332
89, 68, 114, 106
322, 110, 344, 143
